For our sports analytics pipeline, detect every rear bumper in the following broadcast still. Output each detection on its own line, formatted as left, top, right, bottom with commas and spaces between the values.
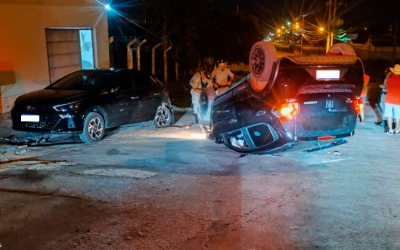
297, 131, 354, 141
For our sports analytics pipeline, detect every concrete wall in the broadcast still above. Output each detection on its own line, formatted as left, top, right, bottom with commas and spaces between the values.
351, 40, 400, 62
354, 48, 400, 62
0, 0, 110, 113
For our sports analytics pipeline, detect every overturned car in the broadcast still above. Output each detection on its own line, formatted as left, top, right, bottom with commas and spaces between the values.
197, 42, 365, 153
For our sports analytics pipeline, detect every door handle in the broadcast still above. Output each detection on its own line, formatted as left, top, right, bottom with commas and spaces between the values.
215, 110, 230, 113
131, 96, 139, 99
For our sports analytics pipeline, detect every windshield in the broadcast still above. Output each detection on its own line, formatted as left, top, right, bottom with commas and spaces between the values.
47, 71, 111, 91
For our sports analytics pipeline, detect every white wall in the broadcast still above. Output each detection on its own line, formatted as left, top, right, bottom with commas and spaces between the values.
0, 0, 110, 113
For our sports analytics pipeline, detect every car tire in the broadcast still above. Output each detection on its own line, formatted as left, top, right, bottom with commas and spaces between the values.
327, 43, 356, 56
79, 112, 105, 143
198, 88, 216, 126
153, 106, 173, 128
249, 41, 278, 92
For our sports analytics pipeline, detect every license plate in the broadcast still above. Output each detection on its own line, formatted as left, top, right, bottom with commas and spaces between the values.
21, 114, 39, 122
316, 70, 340, 80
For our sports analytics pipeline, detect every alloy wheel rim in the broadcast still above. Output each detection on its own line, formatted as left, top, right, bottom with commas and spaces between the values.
251, 48, 265, 76
87, 117, 103, 140
200, 93, 208, 113
155, 108, 170, 127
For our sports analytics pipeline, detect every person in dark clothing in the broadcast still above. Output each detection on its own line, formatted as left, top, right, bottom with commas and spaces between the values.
367, 82, 383, 125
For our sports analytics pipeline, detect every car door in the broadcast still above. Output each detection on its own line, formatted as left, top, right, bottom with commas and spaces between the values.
211, 88, 237, 137
105, 70, 140, 126
131, 71, 161, 120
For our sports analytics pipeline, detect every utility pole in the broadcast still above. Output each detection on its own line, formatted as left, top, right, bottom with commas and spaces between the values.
301, 15, 305, 55
331, 0, 337, 47
326, 0, 332, 53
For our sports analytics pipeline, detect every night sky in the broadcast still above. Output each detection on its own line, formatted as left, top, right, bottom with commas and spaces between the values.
108, 0, 399, 37
214, 0, 398, 30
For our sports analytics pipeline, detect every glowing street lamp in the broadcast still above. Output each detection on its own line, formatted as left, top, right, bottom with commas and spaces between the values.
104, 4, 111, 10
319, 27, 325, 32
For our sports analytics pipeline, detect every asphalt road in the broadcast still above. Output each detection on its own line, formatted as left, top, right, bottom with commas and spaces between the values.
0, 106, 399, 250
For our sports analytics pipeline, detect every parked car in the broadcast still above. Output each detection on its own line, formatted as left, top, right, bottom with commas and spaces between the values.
197, 42, 364, 153
11, 69, 173, 143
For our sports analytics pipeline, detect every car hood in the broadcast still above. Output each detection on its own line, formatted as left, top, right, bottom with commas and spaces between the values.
15, 89, 94, 106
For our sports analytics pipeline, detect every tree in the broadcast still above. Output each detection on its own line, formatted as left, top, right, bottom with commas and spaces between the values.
137, 0, 264, 78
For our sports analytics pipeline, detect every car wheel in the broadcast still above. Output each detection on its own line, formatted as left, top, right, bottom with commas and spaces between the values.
249, 41, 278, 92
198, 88, 216, 126
154, 106, 172, 128
79, 112, 105, 143
198, 88, 216, 138
327, 43, 356, 56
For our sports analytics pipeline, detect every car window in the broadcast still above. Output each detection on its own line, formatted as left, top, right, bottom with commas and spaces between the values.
48, 71, 109, 91
109, 70, 134, 92
132, 71, 152, 89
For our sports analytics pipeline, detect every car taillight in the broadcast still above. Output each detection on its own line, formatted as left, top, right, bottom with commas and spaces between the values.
354, 97, 363, 115
272, 99, 300, 122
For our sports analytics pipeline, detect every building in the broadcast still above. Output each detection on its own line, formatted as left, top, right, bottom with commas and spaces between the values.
0, 0, 110, 113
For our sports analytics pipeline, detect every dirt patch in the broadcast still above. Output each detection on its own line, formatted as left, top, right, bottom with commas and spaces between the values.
0, 199, 113, 250
81, 168, 157, 178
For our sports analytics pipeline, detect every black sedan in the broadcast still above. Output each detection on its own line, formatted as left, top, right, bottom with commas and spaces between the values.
197, 42, 364, 154
11, 69, 173, 143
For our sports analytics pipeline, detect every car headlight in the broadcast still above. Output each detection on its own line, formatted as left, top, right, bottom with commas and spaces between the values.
53, 101, 81, 112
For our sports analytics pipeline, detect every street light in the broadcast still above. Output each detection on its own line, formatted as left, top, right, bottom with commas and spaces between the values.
104, 4, 111, 10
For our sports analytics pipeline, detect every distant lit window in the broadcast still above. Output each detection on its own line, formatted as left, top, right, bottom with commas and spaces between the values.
79, 30, 94, 69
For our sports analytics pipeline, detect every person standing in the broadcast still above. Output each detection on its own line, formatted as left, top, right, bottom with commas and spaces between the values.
190, 70, 211, 123
359, 73, 370, 123
379, 67, 390, 130
211, 60, 234, 95
367, 81, 383, 125
383, 64, 400, 134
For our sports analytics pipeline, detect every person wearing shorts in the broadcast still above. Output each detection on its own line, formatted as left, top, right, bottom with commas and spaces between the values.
384, 64, 400, 134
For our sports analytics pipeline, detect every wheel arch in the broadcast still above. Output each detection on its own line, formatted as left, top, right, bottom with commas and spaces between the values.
161, 101, 174, 125
83, 106, 109, 128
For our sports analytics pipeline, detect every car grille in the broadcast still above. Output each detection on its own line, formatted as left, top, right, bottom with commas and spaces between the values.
11, 109, 61, 132
22, 121, 54, 130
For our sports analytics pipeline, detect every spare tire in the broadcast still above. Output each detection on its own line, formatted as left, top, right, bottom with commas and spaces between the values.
327, 43, 356, 56
249, 41, 278, 92
197, 88, 216, 127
